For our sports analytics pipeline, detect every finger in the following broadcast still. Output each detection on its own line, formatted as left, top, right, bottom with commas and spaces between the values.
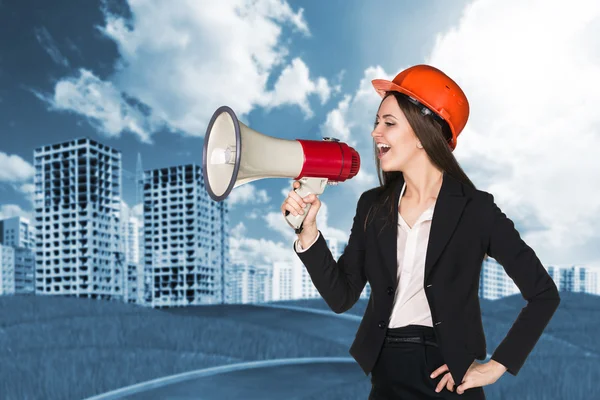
456, 382, 471, 395
293, 180, 300, 188
430, 364, 448, 379
288, 189, 307, 209
284, 201, 304, 216
446, 376, 454, 392
435, 373, 450, 393
447, 374, 455, 392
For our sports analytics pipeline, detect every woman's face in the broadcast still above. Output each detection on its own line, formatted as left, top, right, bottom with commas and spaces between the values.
371, 95, 420, 172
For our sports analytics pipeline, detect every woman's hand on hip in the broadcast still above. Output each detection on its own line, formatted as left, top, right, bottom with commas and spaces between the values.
455, 359, 507, 394
430, 359, 507, 394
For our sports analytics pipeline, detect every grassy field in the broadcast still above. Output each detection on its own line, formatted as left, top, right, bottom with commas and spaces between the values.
0, 292, 598, 400
0, 295, 351, 400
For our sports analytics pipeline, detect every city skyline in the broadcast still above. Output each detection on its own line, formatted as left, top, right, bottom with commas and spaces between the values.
1, 135, 599, 305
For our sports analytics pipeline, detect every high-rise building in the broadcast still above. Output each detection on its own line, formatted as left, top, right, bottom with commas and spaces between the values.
118, 203, 142, 304
120, 204, 141, 265
0, 217, 36, 295
142, 164, 229, 307
225, 262, 257, 304
0, 216, 34, 249
0, 244, 15, 295
255, 266, 272, 303
272, 260, 294, 301
548, 264, 599, 295
33, 138, 123, 299
14, 247, 35, 294
478, 257, 520, 300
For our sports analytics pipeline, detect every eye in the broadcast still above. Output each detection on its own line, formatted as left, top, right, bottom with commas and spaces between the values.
385, 122, 395, 127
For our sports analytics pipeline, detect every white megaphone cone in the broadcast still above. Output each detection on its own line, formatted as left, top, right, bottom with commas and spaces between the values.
202, 106, 360, 233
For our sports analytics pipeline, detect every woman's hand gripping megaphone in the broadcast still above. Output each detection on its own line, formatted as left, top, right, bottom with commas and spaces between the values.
281, 177, 327, 234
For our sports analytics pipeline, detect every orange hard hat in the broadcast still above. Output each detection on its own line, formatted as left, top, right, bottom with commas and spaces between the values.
372, 64, 469, 150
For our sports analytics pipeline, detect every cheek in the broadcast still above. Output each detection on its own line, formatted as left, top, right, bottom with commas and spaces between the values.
388, 131, 413, 151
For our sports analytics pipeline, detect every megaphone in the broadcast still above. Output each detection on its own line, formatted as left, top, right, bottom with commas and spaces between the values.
202, 106, 361, 233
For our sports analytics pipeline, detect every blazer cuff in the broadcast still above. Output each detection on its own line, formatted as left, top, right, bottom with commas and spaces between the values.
490, 352, 519, 376
295, 231, 321, 253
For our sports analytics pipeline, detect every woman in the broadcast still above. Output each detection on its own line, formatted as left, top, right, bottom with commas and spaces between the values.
281, 64, 560, 399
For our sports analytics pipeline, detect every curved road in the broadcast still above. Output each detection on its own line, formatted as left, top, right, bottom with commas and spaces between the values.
86, 357, 368, 400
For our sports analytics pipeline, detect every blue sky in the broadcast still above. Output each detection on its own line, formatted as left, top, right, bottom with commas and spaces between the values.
1, 0, 599, 269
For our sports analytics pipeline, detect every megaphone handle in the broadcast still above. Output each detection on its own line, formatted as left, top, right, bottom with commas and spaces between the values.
285, 177, 328, 233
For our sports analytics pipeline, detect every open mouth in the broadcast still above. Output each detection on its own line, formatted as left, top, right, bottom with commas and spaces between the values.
377, 143, 391, 157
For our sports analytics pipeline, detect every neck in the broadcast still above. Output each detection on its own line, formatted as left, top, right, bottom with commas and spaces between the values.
401, 165, 444, 203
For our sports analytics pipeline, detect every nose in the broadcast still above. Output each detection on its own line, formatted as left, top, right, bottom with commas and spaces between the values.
371, 125, 381, 138
371, 126, 379, 138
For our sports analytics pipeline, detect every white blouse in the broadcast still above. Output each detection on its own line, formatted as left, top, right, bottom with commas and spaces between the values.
295, 181, 436, 329
388, 181, 436, 328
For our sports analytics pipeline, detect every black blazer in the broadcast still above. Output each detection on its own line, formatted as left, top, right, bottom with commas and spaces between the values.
294, 171, 560, 385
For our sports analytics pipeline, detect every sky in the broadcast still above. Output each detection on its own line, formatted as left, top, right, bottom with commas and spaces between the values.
1, 0, 599, 270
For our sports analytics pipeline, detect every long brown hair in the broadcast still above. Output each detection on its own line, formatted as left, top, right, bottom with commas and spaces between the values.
364, 91, 476, 232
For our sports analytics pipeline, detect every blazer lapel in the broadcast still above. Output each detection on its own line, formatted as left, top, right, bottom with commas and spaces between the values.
376, 170, 468, 284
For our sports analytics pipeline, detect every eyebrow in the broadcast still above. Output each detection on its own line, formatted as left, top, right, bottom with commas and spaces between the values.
376, 114, 398, 120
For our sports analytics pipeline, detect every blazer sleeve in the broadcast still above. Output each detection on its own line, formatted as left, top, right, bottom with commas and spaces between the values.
293, 192, 368, 314
485, 193, 561, 376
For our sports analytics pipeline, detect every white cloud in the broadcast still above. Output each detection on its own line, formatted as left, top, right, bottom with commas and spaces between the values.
34, 26, 69, 67
231, 221, 247, 238
424, 0, 600, 265
317, 0, 600, 265
131, 203, 143, 222
320, 94, 352, 142
353, 168, 377, 187
0, 204, 32, 221
35, 69, 155, 143
17, 183, 35, 207
226, 183, 271, 206
0, 152, 35, 183
312, 0, 600, 266
38, 0, 330, 140
229, 220, 297, 266
259, 57, 331, 118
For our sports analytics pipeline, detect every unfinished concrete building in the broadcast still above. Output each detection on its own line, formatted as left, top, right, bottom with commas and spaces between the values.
33, 138, 123, 299
142, 164, 229, 307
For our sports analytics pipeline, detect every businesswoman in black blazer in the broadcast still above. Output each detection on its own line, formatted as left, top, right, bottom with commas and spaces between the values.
282, 64, 560, 399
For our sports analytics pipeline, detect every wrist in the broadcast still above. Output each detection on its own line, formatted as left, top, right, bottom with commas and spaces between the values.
489, 359, 507, 373
298, 226, 318, 247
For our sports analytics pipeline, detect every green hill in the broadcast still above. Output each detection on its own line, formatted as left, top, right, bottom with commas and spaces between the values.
0, 295, 352, 400
0, 292, 598, 400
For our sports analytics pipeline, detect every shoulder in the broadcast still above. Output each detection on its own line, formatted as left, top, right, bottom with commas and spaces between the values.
467, 186, 494, 203
356, 185, 388, 210
464, 187, 500, 231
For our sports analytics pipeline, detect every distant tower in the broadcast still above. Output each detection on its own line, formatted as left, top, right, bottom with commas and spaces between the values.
136, 153, 143, 206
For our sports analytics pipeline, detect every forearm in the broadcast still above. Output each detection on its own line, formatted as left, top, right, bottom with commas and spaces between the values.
491, 282, 560, 375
